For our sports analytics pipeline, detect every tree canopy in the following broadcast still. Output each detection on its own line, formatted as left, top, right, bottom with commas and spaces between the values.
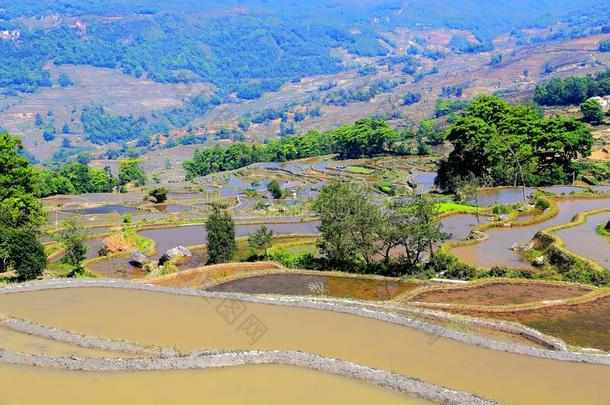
0, 131, 45, 227
183, 118, 400, 179
534, 70, 610, 106
205, 205, 237, 265
436, 95, 593, 192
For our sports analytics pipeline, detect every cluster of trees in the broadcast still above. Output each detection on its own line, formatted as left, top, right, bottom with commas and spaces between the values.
183, 118, 401, 179
435, 99, 470, 117
0, 132, 47, 280
81, 106, 148, 145
35, 112, 58, 142
313, 183, 443, 274
81, 95, 216, 146
35, 158, 147, 198
600, 38, 610, 52
440, 85, 466, 98
436, 95, 593, 192
322, 79, 400, 106
403, 92, 422, 106
0, 9, 389, 97
448, 35, 492, 54
533, 70, 610, 106
37, 164, 115, 197
202, 182, 444, 275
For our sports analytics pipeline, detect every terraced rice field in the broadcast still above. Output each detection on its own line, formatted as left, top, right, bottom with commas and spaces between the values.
451, 197, 610, 268
149, 263, 283, 289
555, 211, 610, 267
0, 286, 608, 404
0, 364, 421, 405
408, 282, 592, 306
468, 293, 610, 352
208, 273, 421, 301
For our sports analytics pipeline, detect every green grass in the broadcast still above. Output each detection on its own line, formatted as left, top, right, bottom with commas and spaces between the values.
347, 165, 374, 174
124, 229, 155, 255
273, 243, 317, 256
437, 202, 480, 214
596, 224, 610, 237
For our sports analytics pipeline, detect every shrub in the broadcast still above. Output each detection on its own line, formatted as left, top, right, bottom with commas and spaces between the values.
148, 187, 168, 203
428, 251, 480, 280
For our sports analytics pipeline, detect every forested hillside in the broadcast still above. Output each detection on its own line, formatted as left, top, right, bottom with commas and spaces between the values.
1, 0, 608, 95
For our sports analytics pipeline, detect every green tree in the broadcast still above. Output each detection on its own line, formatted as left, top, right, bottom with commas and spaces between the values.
580, 99, 604, 124
247, 225, 274, 258
88, 167, 114, 193
332, 118, 399, 159
148, 187, 168, 203
119, 159, 147, 186
0, 131, 46, 227
382, 195, 443, 270
205, 205, 237, 264
58, 72, 73, 87
454, 174, 488, 223
436, 95, 592, 191
57, 216, 89, 276
267, 180, 283, 199
0, 227, 46, 280
313, 182, 381, 267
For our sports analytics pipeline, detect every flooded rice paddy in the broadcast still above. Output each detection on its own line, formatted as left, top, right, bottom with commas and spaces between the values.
208, 273, 420, 301
150, 263, 283, 289
139, 222, 320, 259
0, 364, 420, 405
465, 293, 610, 352
0, 326, 125, 358
0, 287, 608, 404
408, 282, 592, 306
555, 211, 610, 267
451, 198, 610, 268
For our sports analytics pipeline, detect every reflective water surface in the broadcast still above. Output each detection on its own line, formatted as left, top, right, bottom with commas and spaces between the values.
0, 287, 608, 405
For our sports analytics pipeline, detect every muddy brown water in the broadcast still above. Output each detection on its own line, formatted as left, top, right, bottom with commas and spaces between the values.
555, 211, 610, 267
0, 364, 420, 405
409, 282, 591, 306
451, 198, 610, 268
0, 326, 127, 358
208, 273, 419, 301
440, 214, 489, 242
0, 288, 608, 404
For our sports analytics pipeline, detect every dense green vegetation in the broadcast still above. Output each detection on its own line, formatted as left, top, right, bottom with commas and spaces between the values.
119, 159, 147, 187
0, 5, 388, 96
434, 99, 470, 117
533, 70, 610, 106
580, 98, 605, 124
322, 79, 400, 106
436, 95, 593, 192
2, 0, 607, 98
37, 163, 115, 196
311, 183, 442, 275
205, 204, 237, 265
183, 118, 402, 179
0, 132, 47, 280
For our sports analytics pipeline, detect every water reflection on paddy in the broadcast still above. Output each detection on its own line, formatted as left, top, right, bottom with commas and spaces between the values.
451, 198, 610, 268
555, 211, 610, 267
